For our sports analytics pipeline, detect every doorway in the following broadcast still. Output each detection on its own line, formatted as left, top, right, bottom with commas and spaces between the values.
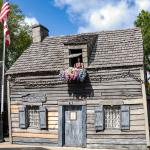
58, 105, 86, 147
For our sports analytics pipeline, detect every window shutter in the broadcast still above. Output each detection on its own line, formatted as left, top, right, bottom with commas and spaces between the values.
94, 105, 104, 131
19, 106, 28, 129
121, 105, 130, 130
39, 106, 47, 129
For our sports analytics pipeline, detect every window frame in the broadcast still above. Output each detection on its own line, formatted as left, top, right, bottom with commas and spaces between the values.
64, 44, 88, 68
69, 49, 83, 67
104, 105, 121, 130
26, 105, 40, 129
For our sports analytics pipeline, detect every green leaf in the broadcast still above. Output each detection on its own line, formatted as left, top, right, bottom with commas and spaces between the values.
135, 10, 150, 70
0, 0, 32, 68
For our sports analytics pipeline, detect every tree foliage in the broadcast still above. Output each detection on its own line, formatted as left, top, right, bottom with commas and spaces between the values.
134, 10, 150, 70
0, 0, 32, 68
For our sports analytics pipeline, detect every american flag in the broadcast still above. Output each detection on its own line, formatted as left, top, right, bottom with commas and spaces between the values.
0, 1, 10, 46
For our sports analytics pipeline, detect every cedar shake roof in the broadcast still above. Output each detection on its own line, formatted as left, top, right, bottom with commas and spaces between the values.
64, 34, 98, 45
7, 28, 144, 75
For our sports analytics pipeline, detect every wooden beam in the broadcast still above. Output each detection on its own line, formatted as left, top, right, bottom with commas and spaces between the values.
7, 78, 12, 143
12, 132, 58, 139
140, 68, 150, 146
123, 99, 143, 104
48, 112, 58, 117
58, 100, 86, 106
11, 108, 18, 113
12, 128, 58, 134
82, 105, 86, 147
86, 99, 143, 105
58, 105, 65, 146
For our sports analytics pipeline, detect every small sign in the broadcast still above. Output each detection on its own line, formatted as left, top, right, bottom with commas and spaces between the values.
22, 93, 46, 103
70, 112, 77, 121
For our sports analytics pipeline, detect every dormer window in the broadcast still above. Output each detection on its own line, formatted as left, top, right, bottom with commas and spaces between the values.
69, 49, 83, 68
64, 44, 88, 68
60, 46, 87, 82
60, 34, 97, 82
63, 34, 98, 69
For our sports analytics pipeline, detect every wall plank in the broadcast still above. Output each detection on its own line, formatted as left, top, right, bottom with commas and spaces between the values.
12, 132, 58, 139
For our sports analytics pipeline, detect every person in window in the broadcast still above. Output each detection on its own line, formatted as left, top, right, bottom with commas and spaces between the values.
73, 57, 84, 80
74, 57, 84, 69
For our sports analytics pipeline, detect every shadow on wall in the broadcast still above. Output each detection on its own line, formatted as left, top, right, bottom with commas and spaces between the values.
147, 100, 150, 126
67, 75, 94, 99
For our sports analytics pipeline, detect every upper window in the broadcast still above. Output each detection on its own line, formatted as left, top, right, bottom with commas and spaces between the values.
27, 106, 39, 129
104, 105, 120, 129
69, 49, 83, 68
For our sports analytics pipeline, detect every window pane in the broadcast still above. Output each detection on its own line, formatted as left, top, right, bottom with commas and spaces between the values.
70, 111, 77, 121
27, 106, 39, 128
104, 106, 120, 129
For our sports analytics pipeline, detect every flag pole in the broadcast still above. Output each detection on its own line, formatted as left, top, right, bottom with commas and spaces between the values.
1, 0, 6, 115
0, 0, 6, 142
1, 20, 6, 115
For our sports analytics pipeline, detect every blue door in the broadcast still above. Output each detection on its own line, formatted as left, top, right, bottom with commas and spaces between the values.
65, 105, 82, 146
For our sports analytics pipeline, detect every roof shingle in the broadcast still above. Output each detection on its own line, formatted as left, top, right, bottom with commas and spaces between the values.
7, 28, 144, 75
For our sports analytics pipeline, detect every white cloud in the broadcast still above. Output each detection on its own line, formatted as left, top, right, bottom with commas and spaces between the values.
53, 0, 150, 33
79, 1, 128, 32
135, 0, 150, 11
24, 17, 39, 26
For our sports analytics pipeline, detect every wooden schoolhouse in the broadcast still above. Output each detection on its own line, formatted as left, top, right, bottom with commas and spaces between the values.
6, 24, 150, 149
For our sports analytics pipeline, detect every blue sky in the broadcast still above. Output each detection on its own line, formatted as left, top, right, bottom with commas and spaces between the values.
10, 0, 150, 35
10, 0, 78, 35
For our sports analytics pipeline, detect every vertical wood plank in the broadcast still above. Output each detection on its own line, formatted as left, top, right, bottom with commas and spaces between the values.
58, 105, 65, 146
140, 68, 150, 146
82, 105, 86, 147
7, 78, 12, 143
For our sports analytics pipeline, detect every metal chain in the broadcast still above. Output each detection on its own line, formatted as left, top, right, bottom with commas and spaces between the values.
89, 71, 144, 84
14, 70, 144, 88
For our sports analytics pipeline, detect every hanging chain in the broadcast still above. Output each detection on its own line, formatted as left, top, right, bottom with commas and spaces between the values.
89, 71, 144, 84
14, 70, 144, 88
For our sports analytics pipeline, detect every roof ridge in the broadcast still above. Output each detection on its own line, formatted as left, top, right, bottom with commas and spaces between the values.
47, 27, 141, 39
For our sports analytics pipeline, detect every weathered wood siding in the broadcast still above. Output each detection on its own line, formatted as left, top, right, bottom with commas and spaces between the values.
9, 66, 147, 149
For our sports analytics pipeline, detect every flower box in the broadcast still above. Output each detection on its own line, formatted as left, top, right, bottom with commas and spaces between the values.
59, 67, 87, 82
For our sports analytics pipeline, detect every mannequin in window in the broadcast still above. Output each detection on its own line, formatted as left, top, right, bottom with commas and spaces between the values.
74, 57, 84, 69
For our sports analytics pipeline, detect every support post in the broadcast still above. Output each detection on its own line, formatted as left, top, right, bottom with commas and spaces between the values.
140, 68, 150, 146
7, 77, 12, 143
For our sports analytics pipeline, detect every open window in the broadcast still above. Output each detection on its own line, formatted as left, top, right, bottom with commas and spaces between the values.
69, 49, 83, 67
60, 46, 87, 82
